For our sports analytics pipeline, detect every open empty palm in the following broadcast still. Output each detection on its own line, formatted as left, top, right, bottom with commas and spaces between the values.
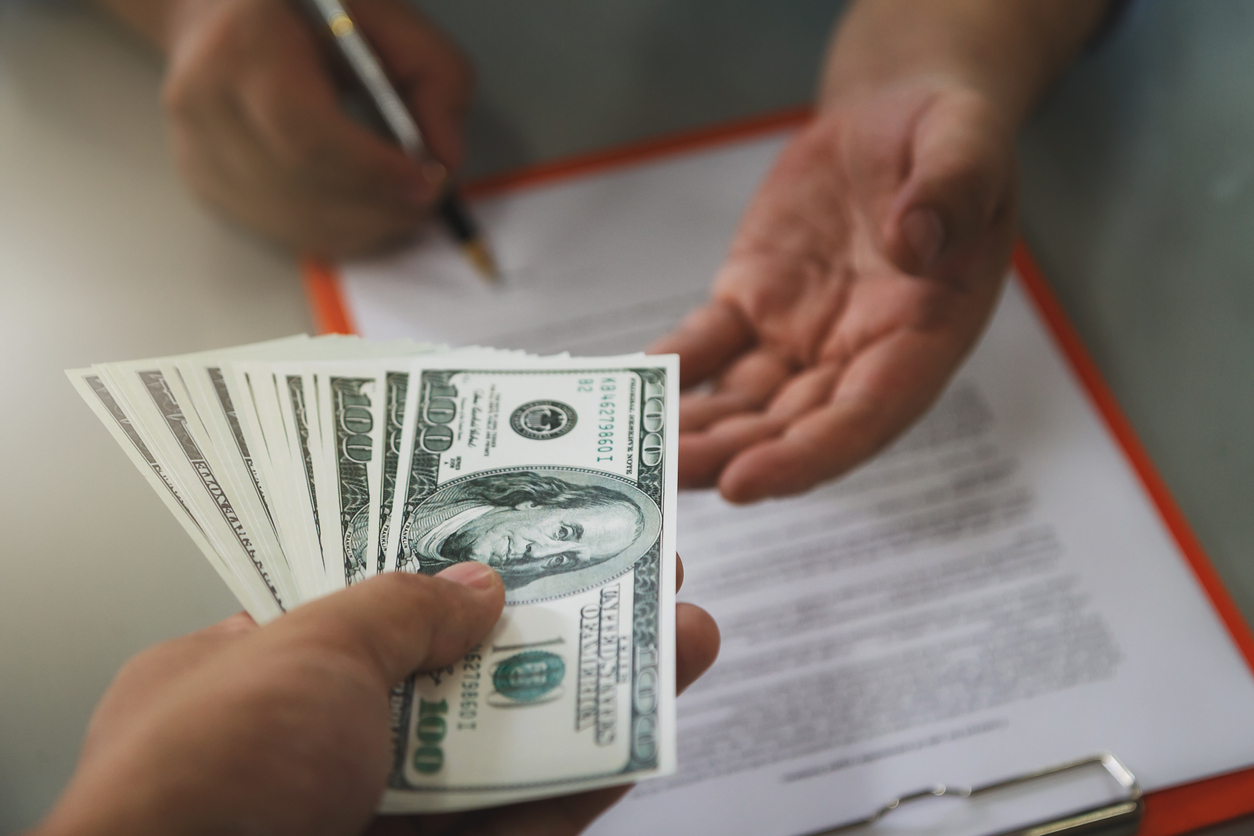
656, 83, 1018, 502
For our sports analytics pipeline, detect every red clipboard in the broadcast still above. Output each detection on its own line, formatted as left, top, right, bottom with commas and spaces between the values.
302, 109, 1254, 836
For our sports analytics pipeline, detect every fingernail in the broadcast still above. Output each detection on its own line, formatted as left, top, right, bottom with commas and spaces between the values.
901, 207, 945, 270
422, 160, 449, 193
437, 561, 498, 591
403, 162, 448, 207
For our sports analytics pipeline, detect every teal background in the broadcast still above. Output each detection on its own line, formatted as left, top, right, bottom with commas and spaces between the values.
415, 0, 844, 178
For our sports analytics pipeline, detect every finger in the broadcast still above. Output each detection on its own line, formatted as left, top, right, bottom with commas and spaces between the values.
676, 553, 684, 591
676, 603, 720, 694
678, 363, 841, 488
175, 100, 271, 201
678, 411, 787, 489
171, 90, 305, 231
649, 300, 754, 390
235, 35, 439, 210
197, 611, 257, 638
884, 96, 1013, 275
281, 184, 432, 256
683, 354, 840, 436
166, 33, 434, 253
224, 90, 434, 254
164, 36, 285, 205
241, 79, 438, 208
406, 78, 473, 175
718, 395, 890, 502
357, 0, 476, 170
278, 566, 504, 687
717, 330, 960, 502
678, 347, 795, 432
179, 101, 429, 255
763, 364, 841, 422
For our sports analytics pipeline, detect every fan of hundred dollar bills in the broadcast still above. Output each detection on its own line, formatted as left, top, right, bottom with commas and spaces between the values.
68, 334, 679, 812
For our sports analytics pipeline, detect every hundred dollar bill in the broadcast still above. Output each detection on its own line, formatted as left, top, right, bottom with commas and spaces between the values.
225, 363, 327, 600
96, 362, 295, 616
371, 348, 551, 577
381, 355, 679, 812
372, 354, 518, 578
218, 343, 445, 599
284, 370, 332, 593
70, 339, 678, 811
138, 368, 290, 608
67, 370, 275, 618
203, 364, 282, 542
321, 371, 384, 588
377, 370, 411, 574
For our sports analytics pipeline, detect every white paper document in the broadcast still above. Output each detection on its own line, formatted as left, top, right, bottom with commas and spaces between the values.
336, 131, 1254, 835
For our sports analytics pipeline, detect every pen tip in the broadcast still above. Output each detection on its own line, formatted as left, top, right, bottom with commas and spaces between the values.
463, 239, 501, 282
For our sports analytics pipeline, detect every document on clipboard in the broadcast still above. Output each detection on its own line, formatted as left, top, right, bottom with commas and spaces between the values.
305, 113, 1254, 836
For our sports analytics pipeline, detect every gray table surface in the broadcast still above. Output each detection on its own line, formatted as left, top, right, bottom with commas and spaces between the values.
1, 0, 1251, 832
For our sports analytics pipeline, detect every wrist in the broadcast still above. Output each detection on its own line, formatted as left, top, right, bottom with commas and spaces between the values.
819, 0, 1111, 132
821, 72, 1000, 115
820, 55, 1031, 137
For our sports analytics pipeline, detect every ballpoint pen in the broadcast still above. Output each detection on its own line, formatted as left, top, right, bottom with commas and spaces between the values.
301, 0, 500, 282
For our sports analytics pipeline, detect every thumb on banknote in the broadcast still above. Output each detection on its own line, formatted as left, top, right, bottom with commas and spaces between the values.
279, 563, 507, 687
36, 566, 506, 836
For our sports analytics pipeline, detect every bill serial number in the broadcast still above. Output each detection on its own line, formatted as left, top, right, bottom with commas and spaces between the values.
580, 377, 619, 462
458, 649, 483, 730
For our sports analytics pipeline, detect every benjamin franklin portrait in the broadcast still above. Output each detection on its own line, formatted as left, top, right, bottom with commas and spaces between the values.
402, 468, 661, 603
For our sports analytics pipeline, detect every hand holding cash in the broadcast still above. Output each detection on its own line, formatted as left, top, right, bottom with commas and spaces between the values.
65, 335, 716, 819
37, 560, 718, 836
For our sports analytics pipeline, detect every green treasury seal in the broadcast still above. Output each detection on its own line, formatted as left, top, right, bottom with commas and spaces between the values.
510, 400, 577, 440
491, 650, 566, 704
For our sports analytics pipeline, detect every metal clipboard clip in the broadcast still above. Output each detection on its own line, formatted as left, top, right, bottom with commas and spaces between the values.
803, 753, 1143, 836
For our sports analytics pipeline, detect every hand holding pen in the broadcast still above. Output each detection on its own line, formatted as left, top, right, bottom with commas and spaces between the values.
303, 0, 499, 279
112, 0, 479, 259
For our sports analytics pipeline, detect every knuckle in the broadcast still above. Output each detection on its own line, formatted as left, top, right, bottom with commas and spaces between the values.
117, 642, 171, 680
162, 10, 241, 115
214, 612, 258, 636
365, 571, 446, 619
161, 66, 206, 118
118, 647, 157, 677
